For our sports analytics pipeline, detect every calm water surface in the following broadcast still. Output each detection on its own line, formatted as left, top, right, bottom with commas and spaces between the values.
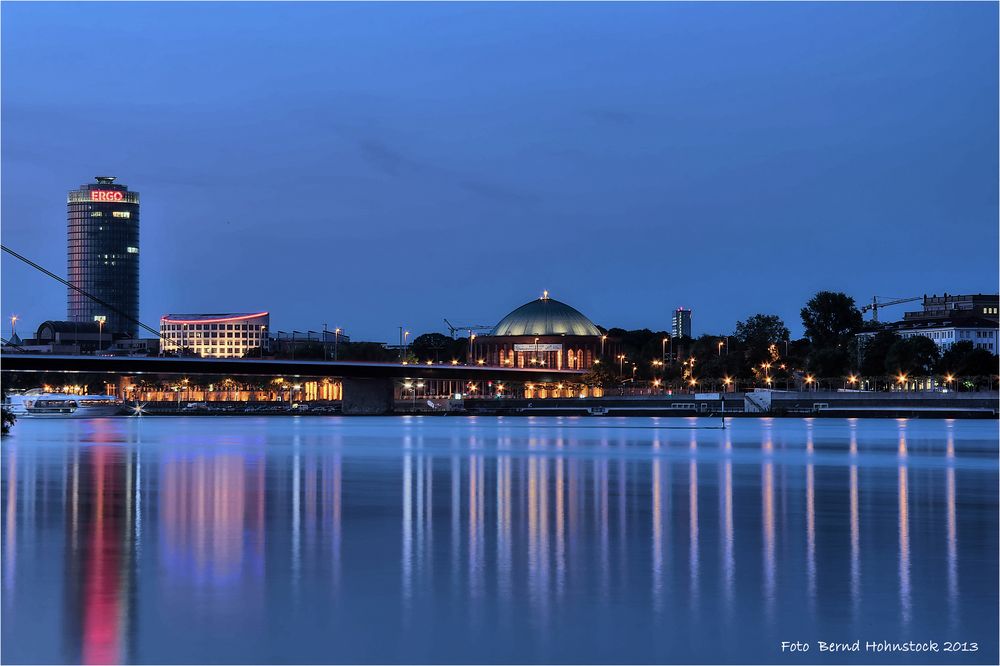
2, 416, 997, 664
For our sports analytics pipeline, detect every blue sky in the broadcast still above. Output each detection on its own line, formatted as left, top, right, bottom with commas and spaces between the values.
2, 1, 997, 341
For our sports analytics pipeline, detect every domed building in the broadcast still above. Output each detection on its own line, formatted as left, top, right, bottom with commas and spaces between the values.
470, 293, 617, 370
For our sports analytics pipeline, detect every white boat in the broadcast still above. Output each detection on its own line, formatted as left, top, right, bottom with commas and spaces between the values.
5, 389, 123, 417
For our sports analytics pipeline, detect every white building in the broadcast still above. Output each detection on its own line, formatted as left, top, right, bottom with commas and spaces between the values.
160, 312, 269, 358
895, 321, 997, 353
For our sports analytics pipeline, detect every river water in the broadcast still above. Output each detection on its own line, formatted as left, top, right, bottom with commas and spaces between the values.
1, 416, 997, 664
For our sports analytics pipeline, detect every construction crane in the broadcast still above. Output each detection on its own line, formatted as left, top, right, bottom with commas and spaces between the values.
860, 295, 922, 322
443, 319, 493, 339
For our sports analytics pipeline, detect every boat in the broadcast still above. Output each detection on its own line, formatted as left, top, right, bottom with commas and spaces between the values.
4, 389, 123, 417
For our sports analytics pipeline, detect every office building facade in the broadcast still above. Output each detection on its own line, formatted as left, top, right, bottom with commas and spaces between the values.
856, 293, 999, 353
160, 312, 269, 358
67, 176, 140, 336
671, 307, 692, 339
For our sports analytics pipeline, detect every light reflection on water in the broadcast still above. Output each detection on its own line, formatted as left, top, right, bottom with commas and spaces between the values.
1, 416, 997, 665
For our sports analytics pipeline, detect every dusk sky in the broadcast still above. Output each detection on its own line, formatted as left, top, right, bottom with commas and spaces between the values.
2, 1, 997, 342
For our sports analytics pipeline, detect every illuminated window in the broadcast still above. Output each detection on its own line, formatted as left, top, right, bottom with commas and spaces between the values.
113, 211, 131, 218
127, 246, 138, 254
91, 211, 103, 217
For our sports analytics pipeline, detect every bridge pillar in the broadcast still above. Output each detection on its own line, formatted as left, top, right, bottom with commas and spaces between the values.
341, 377, 395, 415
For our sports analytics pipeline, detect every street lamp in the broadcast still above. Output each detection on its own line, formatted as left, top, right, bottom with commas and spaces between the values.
662, 337, 669, 363
334, 327, 341, 361
944, 373, 955, 391
618, 354, 626, 376
601, 335, 607, 357
804, 374, 815, 391
718, 340, 724, 356
9, 314, 17, 340
95, 316, 106, 352
723, 376, 733, 392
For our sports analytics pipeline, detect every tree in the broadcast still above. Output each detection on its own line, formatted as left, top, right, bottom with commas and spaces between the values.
337, 341, 397, 362
807, 347, 851, 378
411, 333, 464, 363
581, 361, 616, 387
801, 291, 864, 350
885, 337, 939, 376
938, 341, 1000, 379
734, 314, 789, 365
859, 330, 900, 377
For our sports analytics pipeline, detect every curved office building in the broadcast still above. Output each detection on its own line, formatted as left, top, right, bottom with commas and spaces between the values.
67, 176, 140, 337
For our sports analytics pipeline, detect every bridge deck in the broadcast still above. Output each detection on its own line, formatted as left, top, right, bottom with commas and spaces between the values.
0, 353, 586, 382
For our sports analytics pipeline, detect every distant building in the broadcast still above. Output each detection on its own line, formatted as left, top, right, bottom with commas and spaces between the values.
671, 307, 692, 339
903, 293, 999, 322
29, 320, 107, 354
272, 329, 350, 358
470, 293, 617, 370
856, 293, 999, 353
67, 176, 140, 337
160, 312, 269, 358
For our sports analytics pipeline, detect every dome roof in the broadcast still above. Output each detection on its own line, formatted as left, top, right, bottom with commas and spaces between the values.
491, 296, 602, 337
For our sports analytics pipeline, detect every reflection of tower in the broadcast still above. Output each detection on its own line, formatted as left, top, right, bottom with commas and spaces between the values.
63, 444, 138, 665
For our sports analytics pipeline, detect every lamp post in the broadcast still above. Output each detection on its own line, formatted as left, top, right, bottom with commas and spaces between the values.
718, 340, 724, 356
334, 328, 341, 361
618, 354, 626, 377
534, 337, 540, 366
96, 316, 105, 353
662, 337, 668, 363
9, 314, 17, 341
601, 335, 607, 357
470, 333, 477, 365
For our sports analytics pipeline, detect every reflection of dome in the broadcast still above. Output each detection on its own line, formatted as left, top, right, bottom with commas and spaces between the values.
491, 296, 602, 337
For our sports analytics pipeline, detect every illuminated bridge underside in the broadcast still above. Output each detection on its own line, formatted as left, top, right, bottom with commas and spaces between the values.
0, 354, 585, 415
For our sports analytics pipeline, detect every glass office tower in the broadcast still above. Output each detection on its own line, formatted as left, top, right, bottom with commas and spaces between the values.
67, 176, 140, 337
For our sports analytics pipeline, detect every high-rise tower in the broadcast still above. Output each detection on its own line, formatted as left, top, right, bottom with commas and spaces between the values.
671, 307, 692, 339
67, 176, 140, 336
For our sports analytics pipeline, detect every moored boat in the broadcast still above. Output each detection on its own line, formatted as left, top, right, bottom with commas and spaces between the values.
5, 389, 123, 417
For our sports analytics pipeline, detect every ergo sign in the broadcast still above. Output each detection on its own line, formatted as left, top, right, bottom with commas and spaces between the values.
91, 190, 124, 202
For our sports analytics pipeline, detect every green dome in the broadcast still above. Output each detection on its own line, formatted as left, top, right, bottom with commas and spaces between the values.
491, 297, 602, 337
